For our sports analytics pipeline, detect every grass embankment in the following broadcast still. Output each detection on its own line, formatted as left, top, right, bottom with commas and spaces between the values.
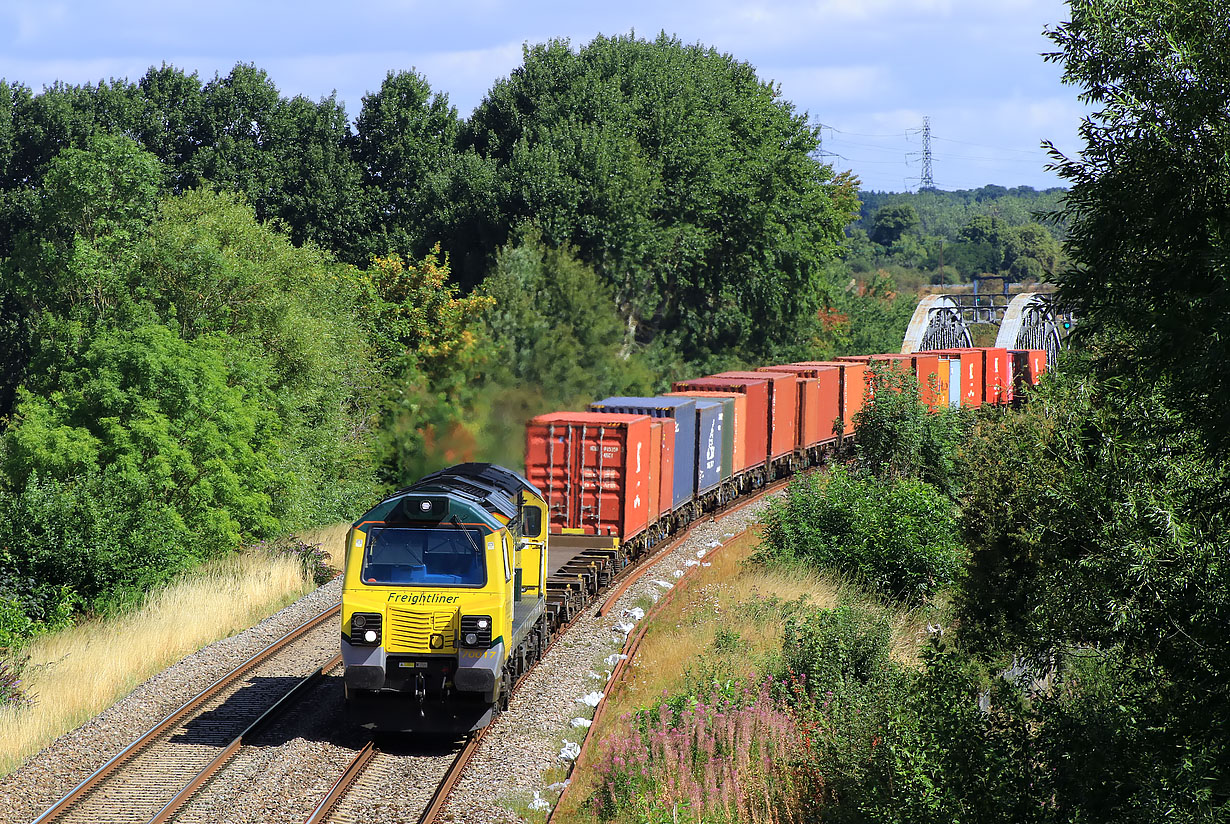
0, 525, 350, 778
552, 530, 927, 822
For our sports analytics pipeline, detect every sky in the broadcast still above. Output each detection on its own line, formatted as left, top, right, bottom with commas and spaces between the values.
0, 0, 1087, 193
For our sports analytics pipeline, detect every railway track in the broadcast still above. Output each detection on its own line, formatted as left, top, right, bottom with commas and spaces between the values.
308, 478, 791, 824
30, 606, 342, 824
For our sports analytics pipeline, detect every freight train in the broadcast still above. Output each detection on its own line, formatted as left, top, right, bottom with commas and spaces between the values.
340, 346, 1046, 733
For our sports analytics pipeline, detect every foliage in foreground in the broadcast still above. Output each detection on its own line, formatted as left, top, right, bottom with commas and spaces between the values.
758, 467, 963, 605
1045, 0, 1230, 453
592, 679, 802, 824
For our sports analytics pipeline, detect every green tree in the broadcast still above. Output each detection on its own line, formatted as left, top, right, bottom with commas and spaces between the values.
0, 324, 281, 610
956, 353, 1230, 818
759, 466, 963, 605
479, 232, 653, 408
348, 70, 492, 269
344, 246, 495, 486
869, 203, 920, 246
1045, 0, 1230, 449
463, 32, 859, 362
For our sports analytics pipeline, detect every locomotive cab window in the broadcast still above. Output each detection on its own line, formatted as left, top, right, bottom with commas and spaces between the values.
362, 526, 486, 587
521, 505, 542, 538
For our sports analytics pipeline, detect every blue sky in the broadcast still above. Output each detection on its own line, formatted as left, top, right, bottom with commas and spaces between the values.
1, 0, 1085, 193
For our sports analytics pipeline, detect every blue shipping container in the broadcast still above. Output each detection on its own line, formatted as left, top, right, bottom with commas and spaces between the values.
689, 398, 724, 495
589, 396, 696, 511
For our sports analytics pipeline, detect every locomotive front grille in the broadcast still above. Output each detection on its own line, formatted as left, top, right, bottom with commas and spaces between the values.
385, 608, 457, 652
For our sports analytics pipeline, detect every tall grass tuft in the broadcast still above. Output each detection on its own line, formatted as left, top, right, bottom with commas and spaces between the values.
593, 679, 802, 823
0, 550, 311, 777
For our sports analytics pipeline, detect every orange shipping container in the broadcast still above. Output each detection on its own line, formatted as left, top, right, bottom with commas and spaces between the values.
927, 350, 984, 407
672, 377, 770, 468
647, 420, 663, 525
792, 361, 868, 436
758, 365, 837, 446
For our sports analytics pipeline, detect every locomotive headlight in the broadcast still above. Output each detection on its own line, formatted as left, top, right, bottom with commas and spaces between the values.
460, 615, 493, 648
349, 612, 382, 646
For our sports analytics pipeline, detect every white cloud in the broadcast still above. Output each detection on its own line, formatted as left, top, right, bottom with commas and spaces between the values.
4, 2, 69, 45
766, 64, 891, 104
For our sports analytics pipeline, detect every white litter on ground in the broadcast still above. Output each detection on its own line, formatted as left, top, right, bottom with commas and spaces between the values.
653, 579, 674, 589
559, 740, 581, 761
529, 791, 552, 811
706, 540, 722, 547
571, 717, 593, 728
578, 691, 605, 707
696, 548, 708, 558
683, 559, 700, 567
672, 569, 684, 578
605, 653, 628, 667
623, 606, 645, 621
613, 620, 635, 635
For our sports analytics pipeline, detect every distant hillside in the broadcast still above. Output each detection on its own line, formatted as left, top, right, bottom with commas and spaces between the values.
854, 185, 1067, 241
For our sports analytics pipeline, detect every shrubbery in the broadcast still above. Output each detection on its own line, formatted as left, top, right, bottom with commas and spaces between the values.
854, 362, 971, 494
758, 467, 963, 605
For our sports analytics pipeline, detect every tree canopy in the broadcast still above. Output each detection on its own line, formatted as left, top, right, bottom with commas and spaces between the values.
462, 32, 859, 362
1045, 0, 1230, 450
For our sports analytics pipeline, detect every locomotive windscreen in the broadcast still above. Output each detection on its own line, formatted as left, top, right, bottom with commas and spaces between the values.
362, 526, 487, 586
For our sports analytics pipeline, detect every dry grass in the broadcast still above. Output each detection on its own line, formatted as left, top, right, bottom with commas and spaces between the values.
0, 551, 312, 777
297, 522, 351, 571
555, 529, 929, 822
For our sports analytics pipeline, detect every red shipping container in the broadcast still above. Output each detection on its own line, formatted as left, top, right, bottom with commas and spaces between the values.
760, 364, 842, 442
670, 377, 769, 468
981, 347, 1010, 405
647, 420, 662, 524
928, 350, 984, 407
1028, 349, 1046, 383
664, 390, 747, 473
657, 418, 675, 514
795, 377, 821, 447
951, 347, 1006, 406
712, 371, 799, 459
793, 361, 868, 436
1009, 349, 1047, 390
524, 412, 652, 540
869, 353, 943, 411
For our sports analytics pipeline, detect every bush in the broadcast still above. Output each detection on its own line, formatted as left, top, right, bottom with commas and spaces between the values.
758, 467, 964, 604
854, 362, 971, 495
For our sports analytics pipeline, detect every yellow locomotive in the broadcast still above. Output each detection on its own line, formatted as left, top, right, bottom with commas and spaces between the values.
341, 463, 550, 732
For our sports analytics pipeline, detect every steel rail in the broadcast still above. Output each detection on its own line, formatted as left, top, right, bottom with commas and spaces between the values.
30, 604, 342, 824
302, 740, 379, 824
146, 654, 344, 824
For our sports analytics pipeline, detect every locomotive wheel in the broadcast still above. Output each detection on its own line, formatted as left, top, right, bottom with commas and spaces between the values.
499, 667, 513, 711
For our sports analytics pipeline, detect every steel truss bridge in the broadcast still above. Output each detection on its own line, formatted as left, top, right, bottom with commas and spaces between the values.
901, 291, 1073, 367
